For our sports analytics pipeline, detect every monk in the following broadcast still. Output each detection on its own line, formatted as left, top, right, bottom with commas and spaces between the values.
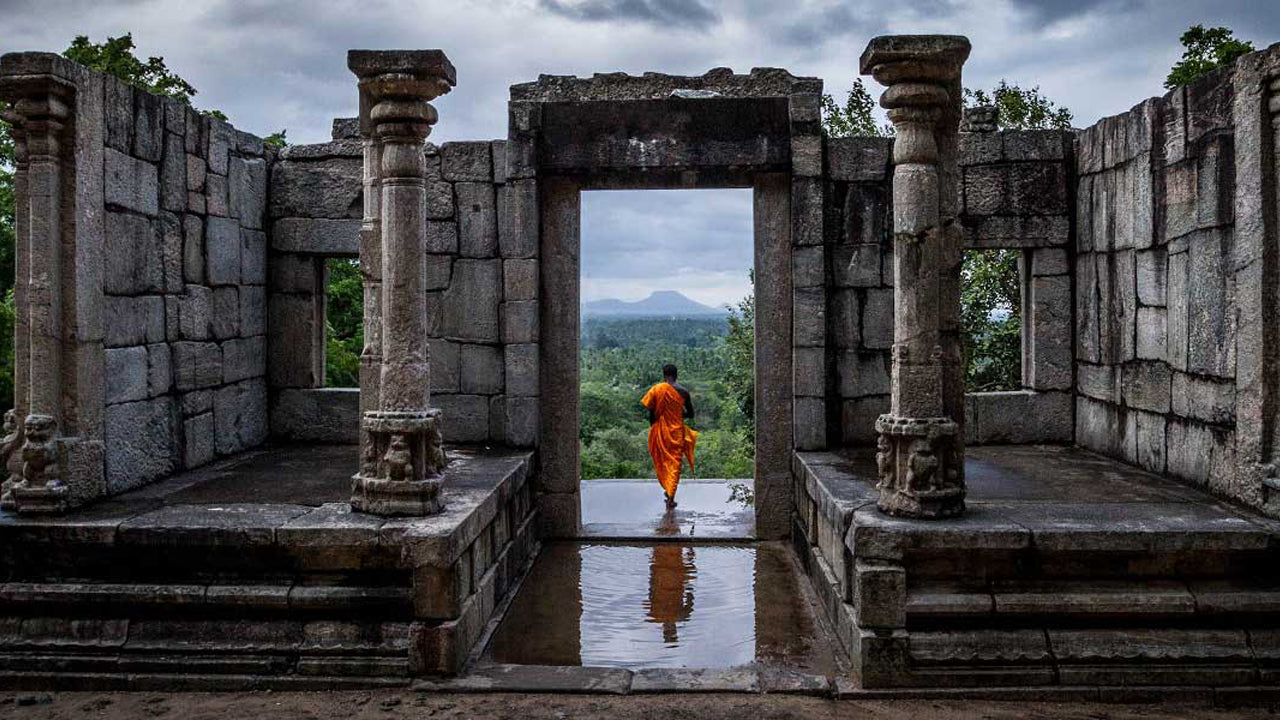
640, 364, 698, 508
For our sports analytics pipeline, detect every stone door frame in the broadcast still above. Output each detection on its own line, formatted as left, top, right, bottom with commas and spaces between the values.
505, 72, 825, 540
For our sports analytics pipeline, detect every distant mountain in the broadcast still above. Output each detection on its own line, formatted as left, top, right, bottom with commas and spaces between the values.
583, 290, 727, 317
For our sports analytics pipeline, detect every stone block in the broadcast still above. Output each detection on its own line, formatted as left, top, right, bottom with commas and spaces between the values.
505, 344, 538, 397
424, 178, 455, 219
963, 165, 1006, 215
1121, 360, 1171, 414
205, 172, 229, 217
1008, 162, 1067, 215
1136, 306, 1167, 360
842, 395, 888, 445
183, 105, 206, 156
1030, 248, 1068, 276
159, 212, 184, 293
228, 157, 267, 229
1135, 247, 1166, 306
187, 190, 206, 215
271, 217, 360, 255
861, 288, 894, 349
1167, 248, 1189, 370
223, 336, 266, 384
959, 131, 1002, 165
425, 220, 459, 254
105, 396, 177, 494
105, 346, 149, 404
268, 294, 323, 388
441, 141, 492, 182
1197, 132, 1234, 230
794, 396, 825, 450
498, 180, 539, 258
505, 397, 538, 447
206, 118, 233, 176
104, 295, 165, 348
183, 412, 216, 469
1164, 160, 1197, 241
439, 260, 501, 342
1187, 228, 1232, 378
460, 344, 504, 394
423, 254, 452, 291
268, 157, 362, 219
1075, 362, 1117, 403
963, 215, 1070, 248
433, 394, 489, 443
491, 140, 509, 184
829, 289, 860, 351
1133, 409, 1166, 473
969, 390, 1073, 444
793, 347, 825, 397
1075, 396, 1121, 457
791, 177, 823, 246
104, 78, 133, 153
1075, 174, 1094, 251
187, 154, 207, 192
173, 341, 222, 391
270, 388, 359, 444
504, 258, 537, 301
834, 244, 882, 288
792, 245, 824, 288
240, 286, 265, 338
1002, 130, 1067, 161
205, 216, 241, 286
853, 560, 906, 629
105, 211, 163, 294
211, 287, 240, 340
160, 131, 186, 212
147, 343, 172, 397
793, 287, 824, 348
214, 379, 268, 455
104, 147, 159, 217
456, 182, 498, 257
1028, 275, 1072, 391
826, 137, 891, 181
791, 135, 822, 176
429, 339, 461, 393
269, 253, 319, 294
502, 301, 539, 345
839, 351, 889, 399
1171, 372, 1235, 425
176, 285, 213, 340
241, 229, 266, 285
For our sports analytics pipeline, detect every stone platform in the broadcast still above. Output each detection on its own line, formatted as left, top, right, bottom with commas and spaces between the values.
0, 444, 538, 690
794, 445, 1280, 691
580, 479, 755, 539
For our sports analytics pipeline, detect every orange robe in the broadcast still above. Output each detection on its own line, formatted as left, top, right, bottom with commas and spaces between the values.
640, 382, 698, 498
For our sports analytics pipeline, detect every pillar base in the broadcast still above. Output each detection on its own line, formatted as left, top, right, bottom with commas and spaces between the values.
351, 409, 448, 517
874, 414, 965, 519
8, 482, 69, 515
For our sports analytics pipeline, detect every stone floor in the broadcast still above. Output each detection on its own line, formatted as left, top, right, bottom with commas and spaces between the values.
580, 478, 755, 539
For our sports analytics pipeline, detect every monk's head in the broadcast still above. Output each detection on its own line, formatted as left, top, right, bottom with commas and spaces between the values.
663, 364, 678, 382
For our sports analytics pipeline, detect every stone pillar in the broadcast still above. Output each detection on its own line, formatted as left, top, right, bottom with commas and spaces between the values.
1, 70, 74, 513
348, 50, 456, 516
860, 36, 971, 519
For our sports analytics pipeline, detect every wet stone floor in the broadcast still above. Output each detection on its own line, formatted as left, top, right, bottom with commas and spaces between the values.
486, 540, 836, 674
580, 478, 755, 539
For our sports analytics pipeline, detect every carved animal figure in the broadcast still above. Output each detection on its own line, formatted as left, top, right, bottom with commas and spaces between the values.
384, 434, 413, 482
20, 415, 58, 488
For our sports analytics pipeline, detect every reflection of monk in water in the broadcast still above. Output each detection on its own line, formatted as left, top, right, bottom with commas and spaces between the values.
646, 510, 695, 643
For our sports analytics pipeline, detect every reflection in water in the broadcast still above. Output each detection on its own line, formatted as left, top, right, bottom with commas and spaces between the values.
488, 541, 834, 672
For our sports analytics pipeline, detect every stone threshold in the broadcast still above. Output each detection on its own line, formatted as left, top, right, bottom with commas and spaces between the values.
412, 664, 829, 695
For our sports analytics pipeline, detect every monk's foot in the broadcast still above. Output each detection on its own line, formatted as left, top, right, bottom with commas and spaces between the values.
664, 493, 677, 509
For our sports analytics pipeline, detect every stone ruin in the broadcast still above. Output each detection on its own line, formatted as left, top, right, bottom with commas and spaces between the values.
0, 33, 1279, 699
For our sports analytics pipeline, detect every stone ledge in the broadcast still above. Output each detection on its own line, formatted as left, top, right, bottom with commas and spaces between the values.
511, 67, 821, 102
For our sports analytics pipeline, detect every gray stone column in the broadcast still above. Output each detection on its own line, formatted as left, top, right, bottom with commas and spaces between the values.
348, 50, 456, 516
1, 70, 74, 513
860, 36, 970, 519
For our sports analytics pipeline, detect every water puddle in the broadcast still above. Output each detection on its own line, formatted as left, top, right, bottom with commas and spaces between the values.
580, 480, 755, 538
487, 542, 834, 672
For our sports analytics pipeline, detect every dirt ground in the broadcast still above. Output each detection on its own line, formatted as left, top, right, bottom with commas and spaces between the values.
1, 691, 1277, 720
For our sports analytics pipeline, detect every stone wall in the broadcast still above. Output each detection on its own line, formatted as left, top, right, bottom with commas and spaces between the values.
828, 130, 1074, 446
267, 121, 520, 446
1073, 64, 1248, 503
100, 74, 269, 493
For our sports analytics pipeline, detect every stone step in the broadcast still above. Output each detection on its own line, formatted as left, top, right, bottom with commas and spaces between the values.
0, 582, 413, 615
907, 579, 1280, 622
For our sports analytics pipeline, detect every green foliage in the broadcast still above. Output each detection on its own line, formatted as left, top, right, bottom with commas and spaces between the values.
964, 81, 1073, 130
1165, 25, 1255, 89
821, 78, 892, 138
63, 34, 198, 103
722, 272, 755, 442
961, 250, 1022, 392
578, 311, 754, 481
325, 259, 364, 387
264, 129, 288, 149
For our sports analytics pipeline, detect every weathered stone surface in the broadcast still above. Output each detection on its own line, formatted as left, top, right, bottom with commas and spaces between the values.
205, 172, 229, 217
460, 344, 504, 394
239, 285, 266, 338
268, 157, 362, 219
105, 396, 177, 494
187, 154, 207, 192
505, 344, 538, 397
1186, 228, 1232, 378
1135, 247, 1166, 306
827, 137, 892, 181
456, 182, 498, 257
861, 288, 894, 349
271, 388, 360, 444
631, 668, 760, 694
104, 296, 165, 348
1171, 372, 1235, 425
105, 346, 149, 404
269, 253, 319, 294
1135, 306, 1167, 360
1076, 362, 1117, 403
501, 301, 538, 345
148, 343, 172, 397
160, 132, 186, 212
439, 260, 501, 342
173, 341, 222, 391
432, 394, 489, 443
793, 287, 824, 348
223, 336, 266, 384
104, 147, 159, 216
498, 180, 538, 258
241, 229, 267, 285
205, 217, 242, 286
839, 351, 890, 398
228, 157, 267, 229
503, 259, 538, 301
429, 339, 461, 393
105, 211, 163, 294
441, 141, 492, 181
183, 412, 216, 469
271, 218, 360, 255
268, 294, 322, 388
206, 119, 233, 176
214, 379, 268, 455
175, 285, 213, 340
1122, 361, 1171, 414
211, 287, 240, 340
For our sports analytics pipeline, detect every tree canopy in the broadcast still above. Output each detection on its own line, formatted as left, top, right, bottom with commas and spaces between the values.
1165, 25, 1255, 89
964, 81, 1073, 130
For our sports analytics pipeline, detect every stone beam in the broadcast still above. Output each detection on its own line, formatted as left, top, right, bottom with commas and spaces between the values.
348, 49, 456, 517
860, 35, 970, 519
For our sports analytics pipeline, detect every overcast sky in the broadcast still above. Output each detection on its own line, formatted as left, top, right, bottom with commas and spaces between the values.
5, 0, 1277, 305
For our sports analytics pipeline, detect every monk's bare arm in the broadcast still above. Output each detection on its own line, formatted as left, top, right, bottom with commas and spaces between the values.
676, 385, 695, 419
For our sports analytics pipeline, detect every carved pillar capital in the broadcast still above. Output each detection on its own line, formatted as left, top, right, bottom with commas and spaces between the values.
348, 50, 456, 517
861, 35, 970, 519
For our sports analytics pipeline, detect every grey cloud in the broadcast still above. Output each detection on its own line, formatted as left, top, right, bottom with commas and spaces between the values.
539, 0, 719, 30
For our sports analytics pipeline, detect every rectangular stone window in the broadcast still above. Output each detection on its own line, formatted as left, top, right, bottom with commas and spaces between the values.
324, 257, 362, 388
961, 249, 1024, 392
